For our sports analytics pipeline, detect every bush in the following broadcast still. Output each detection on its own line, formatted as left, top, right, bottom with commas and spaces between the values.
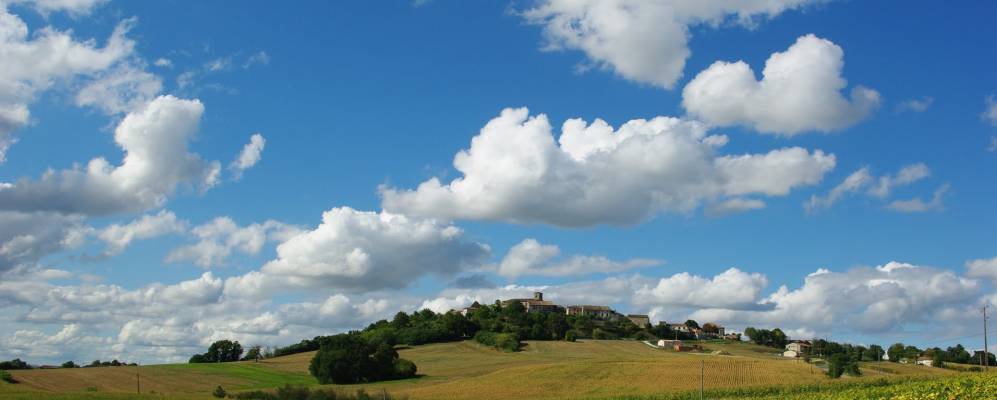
233, 385, 400, 400
0, 370, 16, 384
393, 358, 417, 378
565, 330, 577, 342
592, 328, 616, 340
61, 361, 78, 368
213, 385, 227, 398
633, 331, 656, 341
473, 331, 520, 352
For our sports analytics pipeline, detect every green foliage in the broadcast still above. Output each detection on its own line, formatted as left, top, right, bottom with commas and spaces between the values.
473, 331, 521, 352
308, 332, 416, 384
633, 330, 656, 341
191, 340, 244, 363
243, 345, 263, 361
565, 330, 577, 342
931, 351, 945, 368
60, 361, 78, 368
393, 358, 417, 378
592, 328, 616, 340
213, 385, 227, 398
0, 359, 31, 370
826, 353, 860, 379
233, 385, 400, 400
743, 327, 787, 349
0, 370, 16, 384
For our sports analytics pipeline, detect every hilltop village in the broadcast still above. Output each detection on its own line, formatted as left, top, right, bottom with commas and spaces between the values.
457, 292, 736, 341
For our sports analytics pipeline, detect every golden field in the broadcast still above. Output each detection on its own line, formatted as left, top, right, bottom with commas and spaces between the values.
0, 339, 975, 400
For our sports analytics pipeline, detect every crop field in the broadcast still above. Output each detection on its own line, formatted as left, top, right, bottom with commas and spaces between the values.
0, 340, 979, 400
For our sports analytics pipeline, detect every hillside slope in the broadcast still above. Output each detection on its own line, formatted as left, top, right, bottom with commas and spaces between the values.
1, 340, 961, 400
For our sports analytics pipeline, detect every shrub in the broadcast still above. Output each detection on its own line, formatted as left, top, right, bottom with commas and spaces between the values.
0, 370, 16, 384
633, 331, 656, 341
474, 331, 520, 352
232, 385, 400, 400
592, 328, 616, 340
393, 358, 417, 378
213, 385, 227, 398
565, 330, 577, 342
61, 361, 78, 368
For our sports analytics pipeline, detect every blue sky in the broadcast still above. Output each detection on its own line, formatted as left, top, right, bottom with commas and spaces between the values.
1, 0, 996, 364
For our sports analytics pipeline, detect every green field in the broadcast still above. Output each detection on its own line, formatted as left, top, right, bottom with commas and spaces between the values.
1, 340, 990, 399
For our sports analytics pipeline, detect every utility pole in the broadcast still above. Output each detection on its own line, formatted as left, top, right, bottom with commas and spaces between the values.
700, 359, 704, 400
980, 304, 990, 370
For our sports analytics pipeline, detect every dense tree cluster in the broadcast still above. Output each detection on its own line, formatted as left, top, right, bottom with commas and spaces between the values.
0, 359, 31, 370
826, 353, 861, 378
86, 359, 137, 367
308, 333, 416, 384
743, 327, 788, 348
189, 340, 244, 363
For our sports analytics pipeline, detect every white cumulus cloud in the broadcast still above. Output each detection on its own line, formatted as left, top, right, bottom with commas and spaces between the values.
682, 34, 880, 135
522, 0, 823, 89
95, 210, 186, 257
0, 95, 222, 215
381, 107, 835, 227
491, 238, 660, 278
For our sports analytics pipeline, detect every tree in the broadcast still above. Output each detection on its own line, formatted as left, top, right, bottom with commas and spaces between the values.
863, 345, 884, 362
945, 344, 971, 364
932, 351, 945, 368
61, 361, 78, 368
684, 320, 700, 330
771, 329, 788, 348
308, 333, 417, 384
391, 311, 411, 329
887, 343, 905, 362
212, 386, 226, 398
242, 345, 262, 362
0, 359, 31, 370
827, 354, 860, 378
190, 340, 244, 363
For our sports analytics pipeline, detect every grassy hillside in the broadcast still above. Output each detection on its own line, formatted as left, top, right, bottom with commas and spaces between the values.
0, 340, 971, 400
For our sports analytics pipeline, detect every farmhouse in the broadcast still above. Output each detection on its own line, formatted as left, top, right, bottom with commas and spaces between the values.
566, 305, 620, 320
656, 339, 702, 352
916, 357, 934, 367
501, 292, 562, 313
459, 302, 481, 316
626, 314, 650, 328
785, 341, 811, 354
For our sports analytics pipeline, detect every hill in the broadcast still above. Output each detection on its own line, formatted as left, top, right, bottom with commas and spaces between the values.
0, 339, 970, 399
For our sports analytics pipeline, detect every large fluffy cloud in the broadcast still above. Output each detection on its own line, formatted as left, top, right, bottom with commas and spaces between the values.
243, 207, 490, 293
635, 268, 768, 310
0, 95, 221, 215
690, 262, 981, 334
0, 5, 141, 162
381, 108, 835, 226
683, 34, 880, 135
491, 238, 660, 278
522, 0, 823, 89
